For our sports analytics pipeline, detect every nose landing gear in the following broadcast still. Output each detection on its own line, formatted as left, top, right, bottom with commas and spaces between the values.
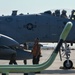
60, 43, 74, 69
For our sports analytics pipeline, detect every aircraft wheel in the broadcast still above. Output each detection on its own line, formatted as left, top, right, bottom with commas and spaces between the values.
2, 73, 6, 75
63, 60, 73, 69
24, 73, 28, 75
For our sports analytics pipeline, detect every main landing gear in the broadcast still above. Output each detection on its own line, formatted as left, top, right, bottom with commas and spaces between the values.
60, 43, 73, 69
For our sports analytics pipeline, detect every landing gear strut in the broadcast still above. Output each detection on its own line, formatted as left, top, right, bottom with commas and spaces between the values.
60, 43, 73, 69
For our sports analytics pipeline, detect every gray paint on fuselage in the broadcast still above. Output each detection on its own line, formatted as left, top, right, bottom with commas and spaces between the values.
0, 14, 75, 43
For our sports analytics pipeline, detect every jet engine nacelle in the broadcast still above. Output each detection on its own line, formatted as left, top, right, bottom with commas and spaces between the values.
0, 34, 19, 46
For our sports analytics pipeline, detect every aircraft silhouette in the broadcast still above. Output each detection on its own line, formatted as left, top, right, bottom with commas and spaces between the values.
0, 9, 75, 68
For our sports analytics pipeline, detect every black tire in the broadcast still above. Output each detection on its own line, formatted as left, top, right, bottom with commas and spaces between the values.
63, 60, 73, 69
2, 73, 6, 75
24, 73, 28, 75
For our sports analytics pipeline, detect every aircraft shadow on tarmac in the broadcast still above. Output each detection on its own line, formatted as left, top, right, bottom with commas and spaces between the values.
41, 69, 75, 74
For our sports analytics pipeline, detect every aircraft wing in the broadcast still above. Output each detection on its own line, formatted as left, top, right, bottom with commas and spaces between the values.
0, 34, 18, 60
0, 34, 19, 46
0, 34, 33, 60
0, 48, 33, 60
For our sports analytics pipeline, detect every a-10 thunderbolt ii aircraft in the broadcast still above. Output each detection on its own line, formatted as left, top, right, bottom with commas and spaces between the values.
0, 9, 75, 69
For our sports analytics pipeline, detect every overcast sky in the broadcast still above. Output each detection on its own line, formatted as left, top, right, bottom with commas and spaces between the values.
0, 0, 75, 15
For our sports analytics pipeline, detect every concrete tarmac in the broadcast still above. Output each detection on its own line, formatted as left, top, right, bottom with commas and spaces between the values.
0, 50, 75, 75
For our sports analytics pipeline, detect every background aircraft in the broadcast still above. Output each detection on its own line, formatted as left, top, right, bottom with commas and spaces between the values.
0, 9, 75, 68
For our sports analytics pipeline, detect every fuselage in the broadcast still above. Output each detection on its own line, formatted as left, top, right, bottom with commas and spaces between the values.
0, 12, 75, 44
